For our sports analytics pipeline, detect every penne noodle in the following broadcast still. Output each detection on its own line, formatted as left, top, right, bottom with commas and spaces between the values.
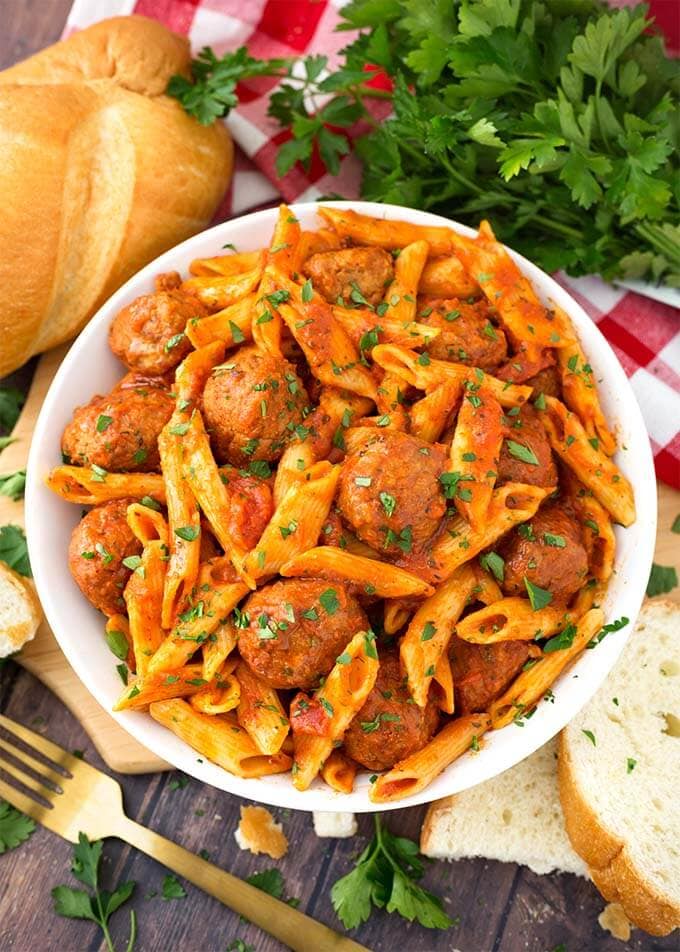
190, 665, 241, 715
123, 539, 167, 676
433, 651, 455, 715
265, 203, 301, 277
45, 465, 165, 506
244, 462, 341, 581
383, 599, 412, 635
562, 468, 617, 582
292, 629, 379, 790
331, 305, 440, 351
400, 563, 480, 707
419, 255, 478, 298
202, 618, 238, 682
189, 249, 265, 277
185, 294, 256, 349
448, 388, 503, 529
372, 343, 531, 408
370, 714, 491, 803
447, 220, 572, 349
374, 371, 409, 431
304, 387, 374, 460
273, 441, 316, 507
455, 597, 573, 644
555, 324, 617, 456
292, 227, 341, 271
149, 699, 292, 777
114, 663, 208, 711
409, 382, 461, 443
383, 240, 430, 325
320, 749, 357, 794
280, 546, 434, 598
106, 614, 134, 673
319, 207, 456, 257
126, 502, 168, 545
174, 340, 226, 411
429, 482, 553, 584
181, 263, 264, 310
488, 609, 604, 728
541, 397, 634, 526
236, 662, 289, 756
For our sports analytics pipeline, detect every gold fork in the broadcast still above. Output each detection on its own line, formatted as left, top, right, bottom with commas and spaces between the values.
0, 714, 368, 952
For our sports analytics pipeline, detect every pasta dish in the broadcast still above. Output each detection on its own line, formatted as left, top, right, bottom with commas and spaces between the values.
45, 206, 635, 802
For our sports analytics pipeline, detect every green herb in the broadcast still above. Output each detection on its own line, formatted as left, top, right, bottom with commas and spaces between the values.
246, 867, 284, 898
169, 422, 190, 436
524, 577, 552, 611
582, 729, 596, 746
140, 496, 161, 511
626, 757, 637, 773
421, 621, 437, 642
105, 629, 129, 661
0, 799, 35, 853
229, 321, 245, 343
320, 588, 339, 615
175, 525, 200, 542
164, 333, 186, 352
301, 278, 314, 303
439, 471, 473, 500
168, 775, 189, 791
462, 452, 476, 462
161, 874, 186, 901
336, 651, 351, 665
0, 389, 24, 431
355, 476, 372, 487
0, 525, 31, 577
132, 449, 147, 466
96, 415, 113, 433
479, 551, 504, 583
376, 414, 391, 427
518, 523, 535, 541
543, 533, 566, 548
384, 525, 412, 553
671, 514, 680, 534
227, 941, 255, 952
0, 470, 26, 502
331, 815, 453, 930
122, 555, 142, 572
379, 491, 397, 517
51, 833, 136, 952
543, 623, 577, 653
505, 440, 539, 466
116, 664, 128, 685
534, 393, 546, 411
647, 563, 678, 597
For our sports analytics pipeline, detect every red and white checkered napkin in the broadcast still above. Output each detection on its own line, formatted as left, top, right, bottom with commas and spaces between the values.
67, 0, 680, 489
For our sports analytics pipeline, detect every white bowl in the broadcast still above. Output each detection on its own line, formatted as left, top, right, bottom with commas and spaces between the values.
26, 202, 657, 812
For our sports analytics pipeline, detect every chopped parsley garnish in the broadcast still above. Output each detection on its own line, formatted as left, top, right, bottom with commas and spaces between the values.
301, 278, 313, 302
505, 440, 539, 466
479, 551, 505, 583
379, 491, 397, 517
646, 563, 678, 597
524, 577, 552, 610
96, 415, 112, 433
543, 623, 577, 653
421, 621, 437, 642
175, 525, 200, 542
319, 588, 339, 615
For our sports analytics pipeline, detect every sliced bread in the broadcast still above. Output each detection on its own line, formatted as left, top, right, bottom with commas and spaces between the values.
421, 737, 587, 876
0, 562, 41, 658
559, 599, 680, 936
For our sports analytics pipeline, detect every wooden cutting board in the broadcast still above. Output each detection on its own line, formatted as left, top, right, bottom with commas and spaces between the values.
1, 347, 170, 773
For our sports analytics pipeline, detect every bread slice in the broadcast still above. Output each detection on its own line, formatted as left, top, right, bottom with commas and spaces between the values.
559, 599, 680, 936
0, 562, 41, 658
421, 737, 587, 876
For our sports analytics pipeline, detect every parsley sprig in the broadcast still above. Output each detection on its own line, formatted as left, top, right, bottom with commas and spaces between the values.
331, 814, 453, 930
0, 799, 35, 853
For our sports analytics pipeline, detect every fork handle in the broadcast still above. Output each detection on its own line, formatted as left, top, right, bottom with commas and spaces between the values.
115, 815, 368, 952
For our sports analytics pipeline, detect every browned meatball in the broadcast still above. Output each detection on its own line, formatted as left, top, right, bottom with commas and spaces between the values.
338, 429, 447, 556
420, 298, 507, 369
109, 273, 204, 375
238, 579, 367, 689
343, 650, 439, 771
202, 345, 309, 465
218, 466, 273, 551
62, 376, 174, 472
498, 504, 588, 604
450, 636, 530, 714
527, 365, 561, 398
497, 404, 557, 487
302, 247, 393, 307
68, 499, 142, 616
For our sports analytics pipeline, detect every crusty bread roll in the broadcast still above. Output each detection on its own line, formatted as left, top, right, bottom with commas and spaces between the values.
559, 599, 680, 936
0, 16, 233, 376
0, 562, 42, 659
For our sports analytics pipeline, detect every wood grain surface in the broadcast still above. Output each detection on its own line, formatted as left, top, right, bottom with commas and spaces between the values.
0, 5, 678, 951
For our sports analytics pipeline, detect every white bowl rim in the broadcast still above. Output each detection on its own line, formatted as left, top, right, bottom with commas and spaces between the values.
26, 200, 657, 813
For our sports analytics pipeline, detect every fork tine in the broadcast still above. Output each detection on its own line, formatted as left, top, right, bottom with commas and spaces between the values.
0, 714, 82, 772
0, 753, 57, 797
0, 775, 49, 826
0, 736, 67, 788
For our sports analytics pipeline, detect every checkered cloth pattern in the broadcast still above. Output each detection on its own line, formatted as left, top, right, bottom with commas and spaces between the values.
65, 0, 680, 488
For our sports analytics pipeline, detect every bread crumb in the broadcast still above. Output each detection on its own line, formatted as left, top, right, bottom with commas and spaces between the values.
313, 812, 357, 838
598, 902, 632, 941
234, 805, 288, 859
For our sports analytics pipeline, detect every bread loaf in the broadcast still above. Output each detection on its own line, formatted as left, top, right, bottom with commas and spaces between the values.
0, 16, 233, 376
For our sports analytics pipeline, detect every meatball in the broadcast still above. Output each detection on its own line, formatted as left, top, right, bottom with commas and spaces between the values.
62, 376, 174, 472
202, 345, 309, 465
238, 579, 367, 689
218, 466, 273, 551
302, 247, 393, 307
420, 298, 507, 370
109, 273, 203, 375
450, 636, 530, 714
338, 429, 447, 556
343, 651, 439, 771
527, 365, 561, 398
497, 404, 557, 487
68, 499, 142, 616
498, 503, 588, 604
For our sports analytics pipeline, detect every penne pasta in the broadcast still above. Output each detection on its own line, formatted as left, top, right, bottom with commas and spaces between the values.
105, 614, 134, 672
541, 397, 634, 526
202, 617, 238, 682
185, 294, 256, 349
236, 662, 289, 756
370, 714, 491, 803
409, 382, 461, 443
126, 502, 168, 545
374, 371, 409, 431
45, 465, 165, 506
273, 441, 316, 508
181, 262, 264, 310
280, 546, 434, 598
400, 564, 480, 707
292, 227, 341, 272
433, 651, 455, 715
123, 539, 167, 676
383, 599, 412, 635
455, 597, 573, 644
114, 663, 209, 711
292, 629, 379, 791
320, 749, 357, 794
331, 305, 440, 351
174, 340, 226, 411
319, 206, 456, 257
149, 699, 292, 777
372, 343, 531, 408
419, 254, 478, 298
383, 240, 430, 325
488, 609, 604, 728
448, 388, 503, 529
189, 249, 265, 277
190, 664, 241, 715
556, 330, 617, 456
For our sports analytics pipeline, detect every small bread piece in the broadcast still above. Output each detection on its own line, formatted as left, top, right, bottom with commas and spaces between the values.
313, 812, 358, 839
421, 738, 586, 876
559, 600, 680, 936
598, 902, 633, 942
234, 805, 288, 859
0, 563, 42, 658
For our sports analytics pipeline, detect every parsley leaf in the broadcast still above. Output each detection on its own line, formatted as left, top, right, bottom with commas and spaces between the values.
0, 524, 31, 576
647, 563, 678, 597
524, 577, 553, 611
0, 800, 35, 853
161, 874, 187, 900
0, 389, 25, 431
0, 470, 26, 502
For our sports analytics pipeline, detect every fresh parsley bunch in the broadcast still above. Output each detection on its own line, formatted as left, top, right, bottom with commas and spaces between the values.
168, 0, 679, 286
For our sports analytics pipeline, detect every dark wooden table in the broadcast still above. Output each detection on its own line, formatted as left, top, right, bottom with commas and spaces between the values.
0, 5, 677, 951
